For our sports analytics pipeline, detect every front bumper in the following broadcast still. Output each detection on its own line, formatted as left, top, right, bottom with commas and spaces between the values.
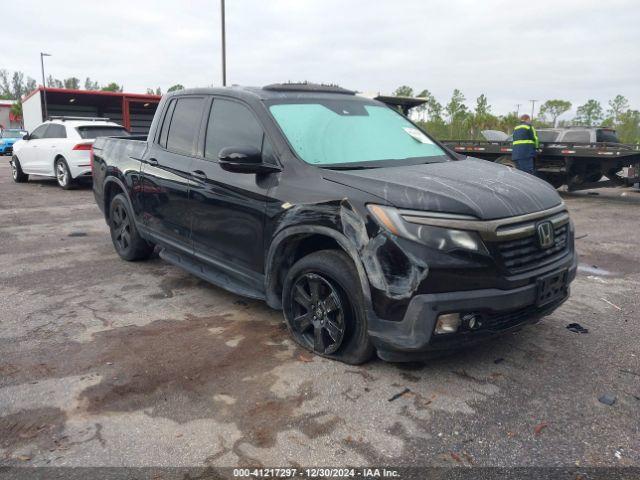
368, 253, 577, 361
0, 145, 12, 155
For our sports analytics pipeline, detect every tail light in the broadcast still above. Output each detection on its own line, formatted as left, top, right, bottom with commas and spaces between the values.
73, 143, 93, 151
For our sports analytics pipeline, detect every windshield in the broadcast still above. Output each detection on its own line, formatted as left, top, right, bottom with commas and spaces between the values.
1, 130, 26, 139
268, 99, 447, 167
76, 126, 130, 139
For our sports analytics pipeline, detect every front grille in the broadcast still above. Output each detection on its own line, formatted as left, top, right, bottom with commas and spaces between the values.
5, 146, 12, 155
496, 223, 569, 273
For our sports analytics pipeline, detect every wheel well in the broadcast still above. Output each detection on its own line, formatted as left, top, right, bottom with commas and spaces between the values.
270, 233, 343, 305
103, 181, 125, 221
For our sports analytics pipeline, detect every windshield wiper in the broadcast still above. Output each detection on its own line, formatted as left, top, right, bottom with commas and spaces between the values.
321, 165, 381, 170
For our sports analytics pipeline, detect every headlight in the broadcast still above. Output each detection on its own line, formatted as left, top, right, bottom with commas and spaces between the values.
367, 204, 488, 254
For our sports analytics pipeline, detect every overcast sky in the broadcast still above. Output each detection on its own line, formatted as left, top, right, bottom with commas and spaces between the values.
5, 0, 639, 119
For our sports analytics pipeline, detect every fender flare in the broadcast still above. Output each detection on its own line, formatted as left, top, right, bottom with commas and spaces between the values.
102, 176, 135, 220
264, 225, 373, 311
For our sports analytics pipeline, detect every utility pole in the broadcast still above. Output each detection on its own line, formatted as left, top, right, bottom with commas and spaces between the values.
515, 104, 521, 117
220, 0, 226, 86
529, 99, 537, 120
40, 52, 52, 120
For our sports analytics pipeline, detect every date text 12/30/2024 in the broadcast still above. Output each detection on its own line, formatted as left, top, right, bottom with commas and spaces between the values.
233, 468, 400, 478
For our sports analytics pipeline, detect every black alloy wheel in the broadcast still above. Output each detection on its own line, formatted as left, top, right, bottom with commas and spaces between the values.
111, 201, 132, 253
289, 273, 347, 355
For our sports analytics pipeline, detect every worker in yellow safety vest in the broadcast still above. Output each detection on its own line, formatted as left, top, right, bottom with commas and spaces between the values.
511, 114, 540, 175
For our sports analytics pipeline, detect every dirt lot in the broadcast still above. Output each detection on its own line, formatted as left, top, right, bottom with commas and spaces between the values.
0, 161, 639, 469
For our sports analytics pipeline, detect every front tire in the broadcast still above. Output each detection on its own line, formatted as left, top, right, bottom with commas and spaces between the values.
282, 250, 373, 365
109, 193, 154, 261
55, 157, 73, 189
11, 156, 28, 183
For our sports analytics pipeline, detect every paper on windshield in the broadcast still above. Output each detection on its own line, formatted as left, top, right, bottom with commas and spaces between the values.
403, 127, 433, 144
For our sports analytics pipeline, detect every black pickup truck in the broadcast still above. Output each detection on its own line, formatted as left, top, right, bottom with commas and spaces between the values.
92, 83, 577, 363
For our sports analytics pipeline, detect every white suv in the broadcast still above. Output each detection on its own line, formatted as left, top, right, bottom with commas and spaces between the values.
11, 118, 129, 189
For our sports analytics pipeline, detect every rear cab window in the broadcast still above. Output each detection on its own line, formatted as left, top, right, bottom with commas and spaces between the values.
77, 126, 130, 139
164, 97, 205, 156
561, 130, 590, 143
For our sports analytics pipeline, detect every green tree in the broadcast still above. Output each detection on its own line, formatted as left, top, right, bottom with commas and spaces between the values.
167, 84, 185, 93
445, 89, 468, 137
10, 101, 22, 121
63, 77, 80, 90
393, 85, 414, 97
84, 77, 100, 90
147, 87, 162, 95
0, 70, 11, 98
101, 82, 123, 92
474, 94, 491, 117
46, 75, 63, 88
607, 95, 629, 126
575, 99, 604, 126
539, 99, 572, 127
616, 109, 640, 144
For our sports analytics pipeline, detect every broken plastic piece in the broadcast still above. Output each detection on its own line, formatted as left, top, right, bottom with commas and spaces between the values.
598, 393, 616, 406
566, 323, 589, 334
388, 388, 411, 402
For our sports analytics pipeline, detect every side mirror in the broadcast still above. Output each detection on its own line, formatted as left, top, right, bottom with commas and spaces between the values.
218, 146, 280, 174
22, 134, 30, 140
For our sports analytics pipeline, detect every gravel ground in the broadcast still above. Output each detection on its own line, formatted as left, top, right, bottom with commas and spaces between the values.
0, 161, 638, 471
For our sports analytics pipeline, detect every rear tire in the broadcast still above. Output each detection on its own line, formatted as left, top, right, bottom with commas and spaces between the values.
109, 193, 154, 261
282, 250, 374, 365
55, 157, 74, 190
11, 156, 28, 183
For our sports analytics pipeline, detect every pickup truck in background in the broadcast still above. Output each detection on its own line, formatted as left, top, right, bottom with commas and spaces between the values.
441, 127, 640, 190
92, 83, 577, 364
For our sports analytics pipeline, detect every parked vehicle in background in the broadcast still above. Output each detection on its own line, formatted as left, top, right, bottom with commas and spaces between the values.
0, 129, 27, 156
93, 84, 576, 364
441, 126, 640, 190
10, 117, 129, 188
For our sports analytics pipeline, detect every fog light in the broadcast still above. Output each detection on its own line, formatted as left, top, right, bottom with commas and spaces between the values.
435, 313, 461, 334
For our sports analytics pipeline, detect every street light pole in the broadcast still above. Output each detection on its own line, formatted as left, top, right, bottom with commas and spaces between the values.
220, 0, 226, 86
40, 52, 52, 120
515, 104, 521, 117
529, 99, 537, 120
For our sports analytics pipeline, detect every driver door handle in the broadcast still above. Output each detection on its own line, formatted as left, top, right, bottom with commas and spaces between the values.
147, 158, 159, 166
191, 170, 207, 181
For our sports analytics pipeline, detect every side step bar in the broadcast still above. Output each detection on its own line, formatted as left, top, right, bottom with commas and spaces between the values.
159, 248, 265, 301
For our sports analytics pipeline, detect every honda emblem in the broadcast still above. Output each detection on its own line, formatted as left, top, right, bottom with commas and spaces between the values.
537, 221, 555, 249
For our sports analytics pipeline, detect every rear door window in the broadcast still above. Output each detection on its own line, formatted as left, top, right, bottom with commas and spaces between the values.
165, 97, 205, 156
44, 124, 67, 139
77, 126, 130, 139
204, 98, 268, 161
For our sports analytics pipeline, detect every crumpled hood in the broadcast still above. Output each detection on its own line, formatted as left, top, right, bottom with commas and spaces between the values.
322, 158, 562, 220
